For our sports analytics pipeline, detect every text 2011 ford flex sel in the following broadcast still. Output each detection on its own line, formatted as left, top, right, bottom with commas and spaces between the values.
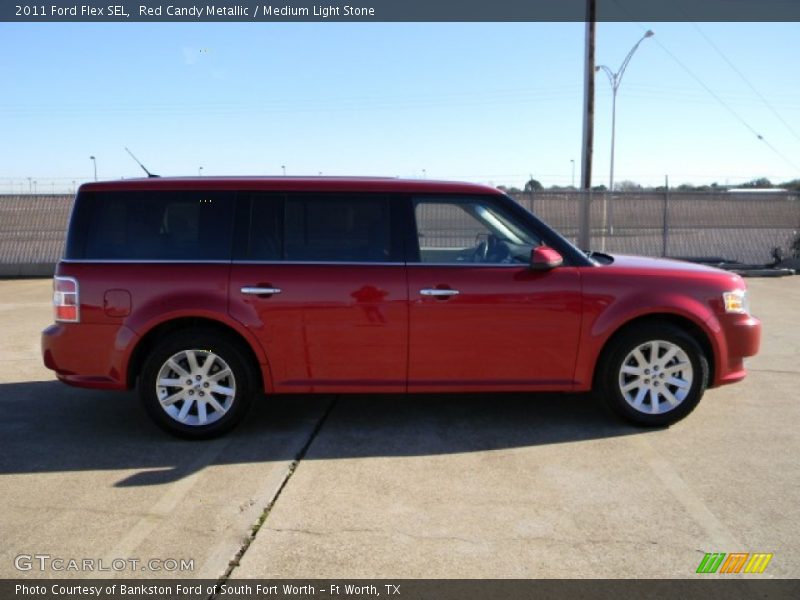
42, 177, 761, 438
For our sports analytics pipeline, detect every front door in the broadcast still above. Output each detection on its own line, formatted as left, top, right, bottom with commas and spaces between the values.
407, 195, 582, 391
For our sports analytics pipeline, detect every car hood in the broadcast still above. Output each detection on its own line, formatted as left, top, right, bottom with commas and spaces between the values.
602, 254, 735, 276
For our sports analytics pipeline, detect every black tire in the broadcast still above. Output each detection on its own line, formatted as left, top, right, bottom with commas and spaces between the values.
139, 329, 258, 439
596, 323, 709, 427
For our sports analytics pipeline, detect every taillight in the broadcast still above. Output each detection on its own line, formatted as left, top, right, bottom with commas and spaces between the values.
53, 276, 80, 323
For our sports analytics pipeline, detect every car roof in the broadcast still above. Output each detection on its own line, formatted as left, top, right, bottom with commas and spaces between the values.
78, 177, 503, 196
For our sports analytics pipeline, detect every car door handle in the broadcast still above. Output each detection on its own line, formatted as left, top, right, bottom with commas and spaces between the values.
241, 286, 282, 296
420, 288, 460, 297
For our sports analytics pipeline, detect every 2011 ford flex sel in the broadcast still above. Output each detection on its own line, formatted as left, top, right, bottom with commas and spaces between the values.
42, 177, 761, 437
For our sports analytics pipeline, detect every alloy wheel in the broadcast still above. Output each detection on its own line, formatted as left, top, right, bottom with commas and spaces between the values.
617, 340, 694, 415
155, 349, 237, 426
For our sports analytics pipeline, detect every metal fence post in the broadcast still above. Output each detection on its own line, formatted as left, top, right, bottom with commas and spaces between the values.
661, 180, 670, 257
579, 190, 591, 251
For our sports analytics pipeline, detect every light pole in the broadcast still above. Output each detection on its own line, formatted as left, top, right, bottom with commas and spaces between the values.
89, 156, 97, 181
596, 30, 654, 193
198, 166, 203, 176
596, 30, 653, 250
281, 165, 286, 176
570, 159, 575, 188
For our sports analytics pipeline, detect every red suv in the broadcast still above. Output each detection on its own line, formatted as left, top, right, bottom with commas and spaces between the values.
42, 177, 761, 437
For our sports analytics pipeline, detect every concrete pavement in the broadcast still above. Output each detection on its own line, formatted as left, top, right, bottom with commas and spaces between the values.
234, 277, 800, 578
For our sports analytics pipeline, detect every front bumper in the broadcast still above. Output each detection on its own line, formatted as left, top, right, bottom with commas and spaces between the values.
713, 314, 761, 387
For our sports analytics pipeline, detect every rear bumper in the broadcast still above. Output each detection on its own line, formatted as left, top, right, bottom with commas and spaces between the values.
712, 314, 761, 387
42, 323, 139, 390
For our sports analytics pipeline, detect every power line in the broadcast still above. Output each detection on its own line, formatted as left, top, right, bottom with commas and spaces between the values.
608, 0, 799, 172
0, 85, 584, 117
648, 36, 798, 172
691, 23, 800, 145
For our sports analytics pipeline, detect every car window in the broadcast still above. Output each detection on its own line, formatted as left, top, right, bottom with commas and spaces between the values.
245, 194, 395, 263
412, 196, 540, 264
245, 194, 283, 260
70, 191, 235, 260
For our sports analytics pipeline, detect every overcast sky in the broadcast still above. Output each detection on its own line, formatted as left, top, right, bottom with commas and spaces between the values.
1, 21, 798, 192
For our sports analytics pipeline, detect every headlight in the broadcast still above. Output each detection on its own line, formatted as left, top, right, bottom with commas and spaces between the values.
722, 290, 749, 314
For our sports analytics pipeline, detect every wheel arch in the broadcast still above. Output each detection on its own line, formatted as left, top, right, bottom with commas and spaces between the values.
591, 313, 716, 389
126, 316, 268, 392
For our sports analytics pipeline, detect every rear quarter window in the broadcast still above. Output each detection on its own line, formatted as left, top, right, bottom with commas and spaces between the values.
66, 191, 235, 261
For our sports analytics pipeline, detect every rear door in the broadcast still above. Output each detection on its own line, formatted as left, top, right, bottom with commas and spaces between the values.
406, 195, 582, 391
229, 192, 408, 393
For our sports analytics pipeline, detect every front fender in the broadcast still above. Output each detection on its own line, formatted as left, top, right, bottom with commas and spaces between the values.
572, 290, 721, 390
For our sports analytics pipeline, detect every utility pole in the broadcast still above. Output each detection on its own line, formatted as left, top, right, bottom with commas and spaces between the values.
578, 0, 596, 251
662, 174, 670, 257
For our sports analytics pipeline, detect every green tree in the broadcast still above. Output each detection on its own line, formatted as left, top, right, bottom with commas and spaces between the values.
740, 177, 773, 188
779, 179, 800, 191
524, 178, 543, 192
615, 180, 642, 192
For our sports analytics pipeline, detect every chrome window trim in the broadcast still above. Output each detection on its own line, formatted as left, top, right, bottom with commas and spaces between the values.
60, 259, 528, 268
235, 260, 526, 268
233, 260, 405, 266
407, 262, 526, 268
61, 259, 232, 264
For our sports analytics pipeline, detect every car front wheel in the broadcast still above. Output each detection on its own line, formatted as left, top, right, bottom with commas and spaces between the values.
139, 330, 257, 438
597, 324, 709, 427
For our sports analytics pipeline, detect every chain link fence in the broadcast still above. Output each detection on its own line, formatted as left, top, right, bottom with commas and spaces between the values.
510, 190, 800, 264
1, 191, 799, 276
0, 195, 75, 276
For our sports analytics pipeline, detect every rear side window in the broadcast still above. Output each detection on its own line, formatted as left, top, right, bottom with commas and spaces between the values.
244, 193, 398, 263
66, 191, 235, 260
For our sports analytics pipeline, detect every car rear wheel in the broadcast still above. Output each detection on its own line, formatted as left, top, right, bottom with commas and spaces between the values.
597, 324, 709, 426
139, 330, 257, 438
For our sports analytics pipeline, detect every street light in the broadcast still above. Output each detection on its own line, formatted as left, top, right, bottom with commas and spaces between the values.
595, 30, 654, 192
199, 166, 203, 176
570, 159, 575, 188
89, 156, 97, 181
281, 165, 286, 176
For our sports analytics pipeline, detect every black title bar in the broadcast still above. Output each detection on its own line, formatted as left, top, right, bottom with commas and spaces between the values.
3, 579, 800, 600
4, 0, 800, 23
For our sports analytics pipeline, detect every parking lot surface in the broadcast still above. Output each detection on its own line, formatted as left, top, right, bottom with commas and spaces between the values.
0, 277, 798, 578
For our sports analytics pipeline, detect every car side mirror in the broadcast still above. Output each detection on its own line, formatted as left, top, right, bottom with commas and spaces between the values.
530, 246, 563, 270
